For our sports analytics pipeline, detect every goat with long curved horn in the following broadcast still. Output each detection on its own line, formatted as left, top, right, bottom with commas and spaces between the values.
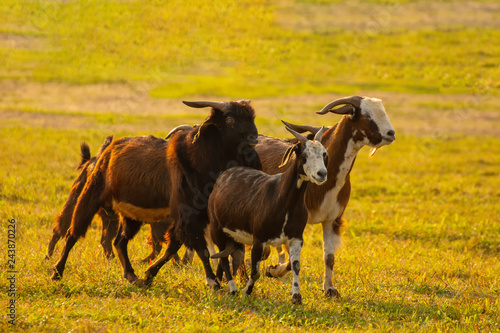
316, 96, 363, 115
284, 122, 308, 145
165, 125, 193, 140
282, 120, 324, 137
182, 101, 231, 112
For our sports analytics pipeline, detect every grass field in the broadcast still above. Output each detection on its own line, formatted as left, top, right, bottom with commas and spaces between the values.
1, 0, 499, 332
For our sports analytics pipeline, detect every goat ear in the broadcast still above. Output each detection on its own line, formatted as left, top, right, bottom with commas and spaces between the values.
191, 110, 223, 144
279, 144, 299, 168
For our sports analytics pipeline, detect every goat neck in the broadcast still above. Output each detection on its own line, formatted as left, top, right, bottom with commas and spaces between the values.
277, 154, 307, 207
305, 116, 363, 212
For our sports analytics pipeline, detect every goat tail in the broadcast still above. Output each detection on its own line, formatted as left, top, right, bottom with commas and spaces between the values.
211, 239, 236, 259
97, 135, 114, 157
77, 143, 91, 171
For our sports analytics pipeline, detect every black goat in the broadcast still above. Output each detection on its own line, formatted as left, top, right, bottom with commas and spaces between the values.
52, 100, 261, 289
208, 124, 327, 304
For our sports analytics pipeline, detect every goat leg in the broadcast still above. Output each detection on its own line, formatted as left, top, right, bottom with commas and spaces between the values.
143, 234, 182, 285
242, 242, 264, 296
322, 221, 341, 298
264, 245, 290, 278
193, 244, 220, 290
100, 210, 118, 260
180, 248, 195, 266
113, 218, 142, 285
221, 256, 237, 295
288, 239, 303, 305
51, 233, 78, 280
46, 230, 62, 260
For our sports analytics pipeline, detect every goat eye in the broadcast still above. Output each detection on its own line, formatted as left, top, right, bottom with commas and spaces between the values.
323, 153, 328, 165
226, 117, 235, 125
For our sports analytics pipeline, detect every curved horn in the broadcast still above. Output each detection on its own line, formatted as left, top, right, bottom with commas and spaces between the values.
313, 126, 326, 142
182, 100, 230, 112
282, 120, 322, 136
316, 96, 363, 115
283, 120, 307, 145
165, 124, 193, 139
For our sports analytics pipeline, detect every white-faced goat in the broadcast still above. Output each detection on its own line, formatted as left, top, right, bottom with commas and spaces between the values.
208, 124, 328, 304
51, 100, 261, 289
256, 96, 395, 298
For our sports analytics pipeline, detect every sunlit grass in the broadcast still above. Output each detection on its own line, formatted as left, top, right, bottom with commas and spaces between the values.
0, 124, 499, 331
1, 0, 499, 331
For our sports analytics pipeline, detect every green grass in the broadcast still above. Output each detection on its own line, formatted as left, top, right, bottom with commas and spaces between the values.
1, 0, 499, 331
1, 126, 499, 332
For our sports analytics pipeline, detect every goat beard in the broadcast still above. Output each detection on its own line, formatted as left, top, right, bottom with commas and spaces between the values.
369, 147, 378, 158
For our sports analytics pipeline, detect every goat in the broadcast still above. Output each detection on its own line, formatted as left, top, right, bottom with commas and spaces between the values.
46, 136, 116, 260
256, 96, 395, 298
45, 137, 184, 265
208, 124, 328, 304
51, 100, 261, 289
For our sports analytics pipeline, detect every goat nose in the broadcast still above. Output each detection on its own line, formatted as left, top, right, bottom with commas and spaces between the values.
247, 135, 258, 146
387, 130, 395, 137
317, 169, 327, 179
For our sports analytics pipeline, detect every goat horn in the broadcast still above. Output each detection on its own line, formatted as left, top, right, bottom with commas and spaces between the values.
283, 120, 308, 145
182, 101, 230, 112
316, 96, 363, 115
282, 120, 323, 135
165, 125, 193, 140
314, 126, 326, 142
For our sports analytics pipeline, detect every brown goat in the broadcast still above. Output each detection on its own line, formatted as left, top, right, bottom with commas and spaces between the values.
51, 100, 261, 289
256, 96, 395, 298
46, 137, 184, 264
46, 136, 116, 260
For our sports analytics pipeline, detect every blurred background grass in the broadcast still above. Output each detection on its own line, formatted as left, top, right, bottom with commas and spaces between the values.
1, 0, 498, 97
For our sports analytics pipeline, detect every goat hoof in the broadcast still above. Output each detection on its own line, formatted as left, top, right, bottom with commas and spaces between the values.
51, 269, 62, 281
242, 285, 253, 296
132, 278, 151, 288
265, 265, 277, 278
325, 288, 341, 298
291, 293, 302, 305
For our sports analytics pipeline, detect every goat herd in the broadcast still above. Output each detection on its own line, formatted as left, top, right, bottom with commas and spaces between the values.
46, 96, 395, 304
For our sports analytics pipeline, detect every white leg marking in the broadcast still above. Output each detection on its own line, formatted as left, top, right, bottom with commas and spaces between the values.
288, 239, 302, 303
228, 280, 238, 294
322, 223, 341, 293
206, 277, 218, 288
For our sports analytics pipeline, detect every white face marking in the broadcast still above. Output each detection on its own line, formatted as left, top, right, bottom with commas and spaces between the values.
360, 97, 395, 147
302, 140, 328, 185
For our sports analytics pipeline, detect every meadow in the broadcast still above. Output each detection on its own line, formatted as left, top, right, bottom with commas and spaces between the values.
1, 0, 499, 331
